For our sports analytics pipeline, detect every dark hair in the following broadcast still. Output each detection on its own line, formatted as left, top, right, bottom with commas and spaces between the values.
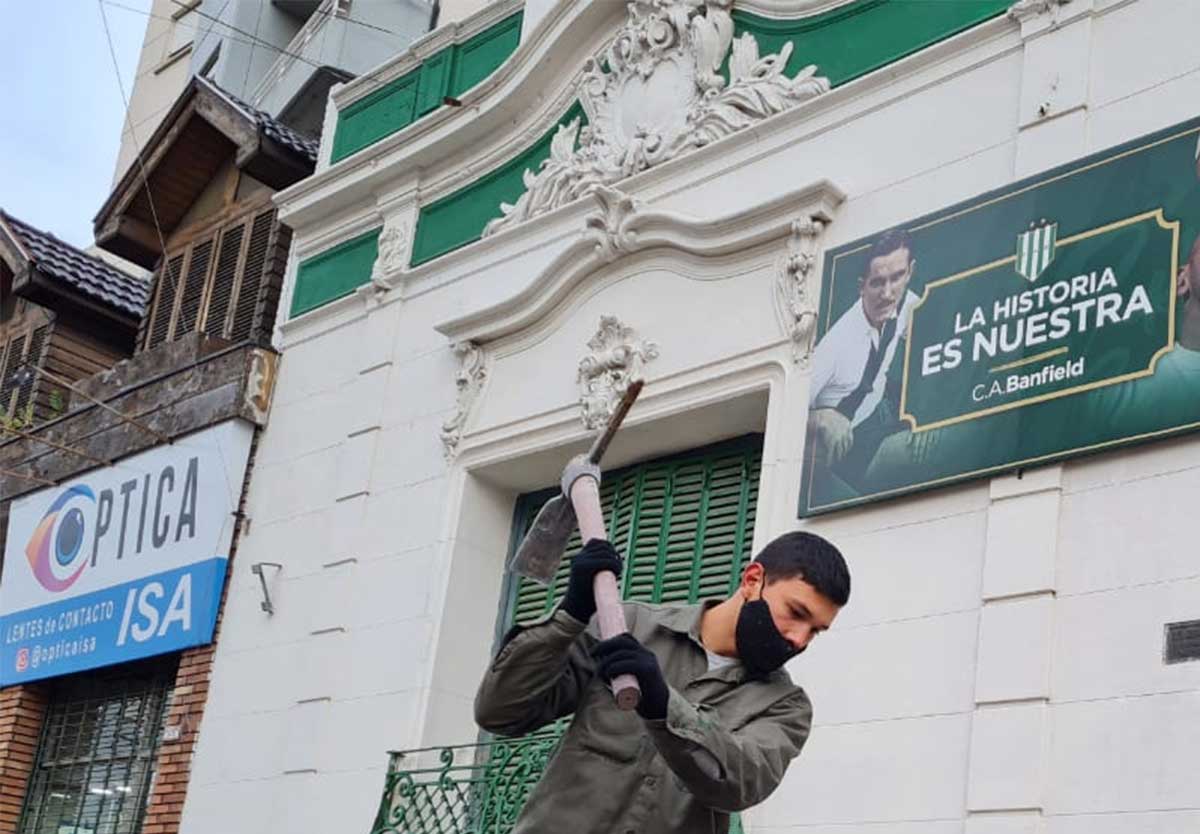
754, 531, 850, 606
864, 228, 913, 273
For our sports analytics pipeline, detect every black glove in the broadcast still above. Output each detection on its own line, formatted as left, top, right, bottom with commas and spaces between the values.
561, 539, 623, 623
591, 633, 670, 720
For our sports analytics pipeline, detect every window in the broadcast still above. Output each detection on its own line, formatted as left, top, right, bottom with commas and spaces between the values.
0, 322, 51, 422
167, 1, 200, 59
142, 206, 282, 351
502, 435, 763, 630
18, 657, 177, 834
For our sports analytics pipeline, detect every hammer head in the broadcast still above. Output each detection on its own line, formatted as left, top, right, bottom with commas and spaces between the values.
508, 495, 577, 585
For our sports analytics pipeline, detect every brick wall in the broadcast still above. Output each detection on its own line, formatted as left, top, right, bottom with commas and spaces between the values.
0, 685, 48, 834
141, 646, 216, 834
141, 432, 258, 834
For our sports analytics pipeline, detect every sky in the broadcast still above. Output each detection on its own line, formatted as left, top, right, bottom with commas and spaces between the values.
0, 1, 152, 248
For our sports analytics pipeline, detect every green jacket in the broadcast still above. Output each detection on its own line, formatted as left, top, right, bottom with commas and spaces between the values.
474, 600, 813, 834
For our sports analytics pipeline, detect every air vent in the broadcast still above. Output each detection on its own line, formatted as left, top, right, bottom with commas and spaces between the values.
1164, 620, 1200, 664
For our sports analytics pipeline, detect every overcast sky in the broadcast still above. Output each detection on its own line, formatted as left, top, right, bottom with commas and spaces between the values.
1, 1, 151, 248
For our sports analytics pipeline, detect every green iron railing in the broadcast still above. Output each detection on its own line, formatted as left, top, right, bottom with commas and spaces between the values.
370, 735, 560, 834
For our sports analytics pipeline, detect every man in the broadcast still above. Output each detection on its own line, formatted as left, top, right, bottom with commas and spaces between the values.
1078, 231, 1200, 432
807, 229, 921, 492
475, 530, 850, 834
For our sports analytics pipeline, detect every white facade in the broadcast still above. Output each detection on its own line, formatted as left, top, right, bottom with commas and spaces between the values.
184, 1, 1200, 833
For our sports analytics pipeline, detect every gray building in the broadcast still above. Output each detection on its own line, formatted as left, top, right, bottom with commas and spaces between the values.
115, 0, 435, 182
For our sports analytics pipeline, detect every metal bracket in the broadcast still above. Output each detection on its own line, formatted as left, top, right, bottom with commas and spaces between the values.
251, 562, 283, 615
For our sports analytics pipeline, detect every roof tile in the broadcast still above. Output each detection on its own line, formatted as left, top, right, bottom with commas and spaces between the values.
1, 212, 150, 317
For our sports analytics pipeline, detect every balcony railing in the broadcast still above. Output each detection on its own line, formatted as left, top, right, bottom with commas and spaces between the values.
370, 735, 560, 834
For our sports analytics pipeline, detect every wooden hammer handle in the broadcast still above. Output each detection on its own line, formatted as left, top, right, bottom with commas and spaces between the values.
588, 379, 643, 465
570, 476, 640, 711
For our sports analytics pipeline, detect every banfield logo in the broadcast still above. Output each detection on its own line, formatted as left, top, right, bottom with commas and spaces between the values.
25, 485, 95, 593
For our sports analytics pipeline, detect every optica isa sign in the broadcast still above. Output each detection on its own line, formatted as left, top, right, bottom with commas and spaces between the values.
0, 420, 253, 685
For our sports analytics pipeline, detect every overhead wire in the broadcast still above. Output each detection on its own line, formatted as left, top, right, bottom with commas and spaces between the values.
111, 0, 445, 142
100, 0, 324, 70
4, 0, 190, 473
96, 0, 180, 303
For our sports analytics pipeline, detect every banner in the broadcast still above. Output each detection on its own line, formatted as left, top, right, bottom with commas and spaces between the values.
0, 421, 253, 684
800, 117, 1200, 516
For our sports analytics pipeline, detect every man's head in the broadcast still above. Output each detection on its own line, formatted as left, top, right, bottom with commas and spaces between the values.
736, 531, 849, 660
859, 229, 915, 329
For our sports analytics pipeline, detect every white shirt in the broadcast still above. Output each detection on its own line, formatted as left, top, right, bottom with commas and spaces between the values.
809, 291, 919, 426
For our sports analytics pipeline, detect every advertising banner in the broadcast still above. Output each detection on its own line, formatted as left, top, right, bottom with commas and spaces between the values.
0, 420, 253, 684
800, 117, 1200, 516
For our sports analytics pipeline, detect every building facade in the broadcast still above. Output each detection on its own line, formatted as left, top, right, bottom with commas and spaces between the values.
1, 4, 433, 832
103, 0, 1200, 832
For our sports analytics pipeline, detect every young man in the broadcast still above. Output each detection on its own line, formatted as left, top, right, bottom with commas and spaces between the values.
475, 530, 850, 834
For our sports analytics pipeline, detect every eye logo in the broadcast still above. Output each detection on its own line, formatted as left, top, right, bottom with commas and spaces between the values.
25, 486, 95, 593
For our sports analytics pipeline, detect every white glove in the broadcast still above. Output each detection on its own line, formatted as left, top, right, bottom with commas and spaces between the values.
561, 454, 601, 497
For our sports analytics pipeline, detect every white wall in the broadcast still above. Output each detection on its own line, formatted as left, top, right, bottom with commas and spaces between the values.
112, 0, 193, 185
185, 1, 1200, 832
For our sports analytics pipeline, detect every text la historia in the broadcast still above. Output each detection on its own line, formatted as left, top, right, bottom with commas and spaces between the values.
921, 268, 1154, 376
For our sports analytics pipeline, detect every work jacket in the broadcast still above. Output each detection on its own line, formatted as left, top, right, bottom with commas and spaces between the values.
474, 600, 813, 834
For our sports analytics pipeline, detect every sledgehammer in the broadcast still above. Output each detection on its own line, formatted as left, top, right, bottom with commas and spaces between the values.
508, 380, 643, 710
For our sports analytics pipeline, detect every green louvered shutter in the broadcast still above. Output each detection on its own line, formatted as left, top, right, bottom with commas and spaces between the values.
503, 435, 762, 628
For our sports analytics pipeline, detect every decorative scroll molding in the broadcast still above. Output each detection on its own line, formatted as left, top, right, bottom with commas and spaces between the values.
578, 315, 659, 430
482, 0, 829, 237
737, 0, 855, 17
436, 180, 845, 345
357, 218, 408, 307
440, 341, 488, 460
773, 216, 825, 367
584, 186, 641, 263
372, 218, 409, 284
1008, 0, 1071, 21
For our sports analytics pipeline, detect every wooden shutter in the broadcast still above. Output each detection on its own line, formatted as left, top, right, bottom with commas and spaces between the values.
174, 238, 213, 337
229, 209, 274, 343
203, 223, 245, 339
0, 331, 24, 416
145, 254, 185, 351
12, 325, 50, 419
505, 435, 762, 628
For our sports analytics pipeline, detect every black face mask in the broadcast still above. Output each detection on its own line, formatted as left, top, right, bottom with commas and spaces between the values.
735, 574, 800, 677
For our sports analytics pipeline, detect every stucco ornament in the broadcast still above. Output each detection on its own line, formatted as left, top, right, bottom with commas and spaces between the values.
440, 341, 487, 460
774, 216, 825, 367
578, 316, 659, 430
483, 0, 829, 237
370, 218, 408, 285
1007, 0, 1071, 21
585, 186, 641, 263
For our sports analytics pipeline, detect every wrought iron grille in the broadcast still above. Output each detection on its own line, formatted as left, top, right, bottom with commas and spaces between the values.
370, 734, 561, 834
18, 657, 176, 834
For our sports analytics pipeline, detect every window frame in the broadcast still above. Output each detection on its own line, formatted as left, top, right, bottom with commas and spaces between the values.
17, 656, 178, 834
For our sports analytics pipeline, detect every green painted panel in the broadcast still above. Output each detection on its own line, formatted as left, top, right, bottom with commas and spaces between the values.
331, 72, 419, 162
410, 101, 587, 266
290, 228, 380, 317
330, 12, 524, 163
449, 12, 524, 96
416, 49, 453, 116
410, 0, 1011, 265
732, 0, 1010, 86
